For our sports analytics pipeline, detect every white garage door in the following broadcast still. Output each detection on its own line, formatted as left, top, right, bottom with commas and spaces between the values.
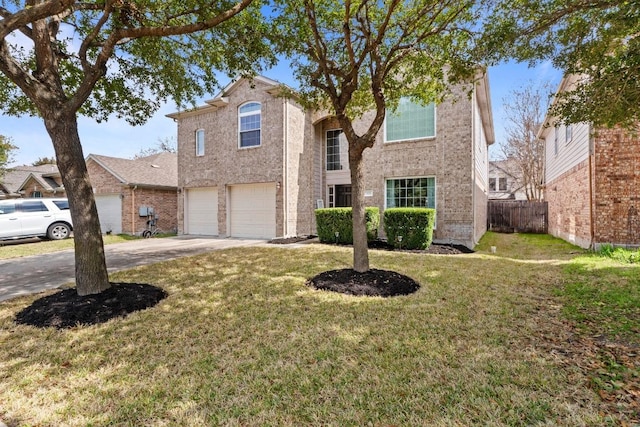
95, 194, 122, 234
186, 187, 218, 235
229, 183, 276, 238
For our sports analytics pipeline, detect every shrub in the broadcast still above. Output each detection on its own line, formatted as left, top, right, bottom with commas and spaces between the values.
315, 207, 379, 244
384, 208, 435, 250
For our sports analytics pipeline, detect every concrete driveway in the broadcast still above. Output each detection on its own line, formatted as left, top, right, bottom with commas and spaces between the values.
0, 236, 266, 302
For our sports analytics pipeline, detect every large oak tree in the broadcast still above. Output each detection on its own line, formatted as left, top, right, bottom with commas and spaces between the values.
0, 0, 272, 295
274, 0, 488, 272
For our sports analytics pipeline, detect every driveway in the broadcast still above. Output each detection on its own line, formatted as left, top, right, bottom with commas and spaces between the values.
0, 236, 266, 302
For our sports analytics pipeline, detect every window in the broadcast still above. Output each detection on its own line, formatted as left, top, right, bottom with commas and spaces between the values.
327, 185, 352, 207
52, 200, 69, 210
30, 191, 42, 198
21, 200, 48, 212
385, 98, 435, 142
0, 201, 16, 215
565, 124, 573, 144
498, 177, 507, 191
489, 178, 496, 191
554, 125, 559, 155
386, 177, 435, 208
195, 129, 205, 156
239, 102, 261, 148
326, 130, 343, 171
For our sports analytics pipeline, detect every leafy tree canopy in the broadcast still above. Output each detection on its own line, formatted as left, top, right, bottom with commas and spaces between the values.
0, 134, 17, 175
133, 137, 176, 159
31, 156, 57, 166
0, 0, 275, 125
484, 0, 640, 128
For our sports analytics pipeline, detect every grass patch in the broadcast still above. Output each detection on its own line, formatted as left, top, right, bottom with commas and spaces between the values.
0, 234, 142, 260
0, 234, 607, 426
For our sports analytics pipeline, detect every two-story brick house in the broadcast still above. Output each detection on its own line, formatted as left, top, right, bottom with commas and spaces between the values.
540, 74, 640, 249
169, 75, 494, 248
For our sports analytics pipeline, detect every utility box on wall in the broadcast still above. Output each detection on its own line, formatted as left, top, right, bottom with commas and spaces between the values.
139, 206, 154, 217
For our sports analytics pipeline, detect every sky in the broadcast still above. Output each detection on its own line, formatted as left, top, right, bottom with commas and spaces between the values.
1, 59, 562, 167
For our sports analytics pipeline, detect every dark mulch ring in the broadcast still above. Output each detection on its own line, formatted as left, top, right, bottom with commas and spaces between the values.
307, 268, 420, 297
15, 283, 167, 329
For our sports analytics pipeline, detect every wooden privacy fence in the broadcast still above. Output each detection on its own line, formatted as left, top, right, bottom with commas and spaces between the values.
488, 200, 548, 234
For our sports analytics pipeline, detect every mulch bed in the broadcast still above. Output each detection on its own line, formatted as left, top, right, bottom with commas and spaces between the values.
307, 268, 420, 297
15, 283, 166, 329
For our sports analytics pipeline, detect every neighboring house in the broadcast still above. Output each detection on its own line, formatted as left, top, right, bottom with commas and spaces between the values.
0, 164, 65, 199
488, 159, 527, 200
168, 75, 494, 248
540, 75, 640, 249
86, 152, 178, 235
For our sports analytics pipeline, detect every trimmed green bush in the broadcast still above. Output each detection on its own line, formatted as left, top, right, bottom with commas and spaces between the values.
384, 208, 435, 249
315, 207, 379, 244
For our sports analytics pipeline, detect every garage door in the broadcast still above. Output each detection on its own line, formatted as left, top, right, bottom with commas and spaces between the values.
95, 194, 122, 234
229, 183, 276, 238
186, 187, 218, 235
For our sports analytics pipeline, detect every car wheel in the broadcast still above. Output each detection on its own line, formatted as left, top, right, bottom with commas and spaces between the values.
47, 223, 71, 240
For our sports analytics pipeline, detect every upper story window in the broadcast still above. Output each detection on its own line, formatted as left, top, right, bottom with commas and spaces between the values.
239, 102, 261, 148
565, 124, 573, 144
325, 129, 350, 171
385, 98, 436, 143
498, 177, 507, 191
195, 129, 205, 156
553, 125, 559, 155
489, 177, 496, 191
30, 191, 42, 198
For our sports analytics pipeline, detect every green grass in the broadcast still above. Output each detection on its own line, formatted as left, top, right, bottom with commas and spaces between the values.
0, 232, 627, 426
0, 234, 141, 260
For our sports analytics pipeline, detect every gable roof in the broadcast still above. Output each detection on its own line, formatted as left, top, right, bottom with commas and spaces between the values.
166, 75, 286, 120
86, 152, 178, 188
0, 164, 60, 197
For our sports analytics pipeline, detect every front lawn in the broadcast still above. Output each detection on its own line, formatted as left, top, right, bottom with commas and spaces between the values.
1, 233, 633, 425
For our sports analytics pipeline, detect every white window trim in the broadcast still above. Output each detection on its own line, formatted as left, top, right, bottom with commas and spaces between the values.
325, 128, 343, 171
565, 124, 573, 145
238, 101, 262, 149
195, 129, 205, 157
383, 102, 437, 144
384, 176, 437, 229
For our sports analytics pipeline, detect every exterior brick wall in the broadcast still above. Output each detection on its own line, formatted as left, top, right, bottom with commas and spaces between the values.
123, 187, 178, 235
545, 159, 592, 248
593, 127, 640, 246
87, 159, 177, 235
175, 78, 491, 246
177, 79, 290, 237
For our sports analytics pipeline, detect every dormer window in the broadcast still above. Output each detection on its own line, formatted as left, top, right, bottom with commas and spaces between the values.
239, 102, 261, 148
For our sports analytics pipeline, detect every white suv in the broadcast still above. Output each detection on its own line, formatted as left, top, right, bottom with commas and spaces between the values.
0, 198, 73, 241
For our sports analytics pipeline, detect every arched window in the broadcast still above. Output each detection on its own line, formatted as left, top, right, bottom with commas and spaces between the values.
239, 102, 261, 148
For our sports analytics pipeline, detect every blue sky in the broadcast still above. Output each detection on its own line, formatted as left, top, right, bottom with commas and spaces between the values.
2, 59, 561, 167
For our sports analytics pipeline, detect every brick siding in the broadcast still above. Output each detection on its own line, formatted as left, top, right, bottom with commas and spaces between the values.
546, 159, 593, 248
593, 127, 640, 246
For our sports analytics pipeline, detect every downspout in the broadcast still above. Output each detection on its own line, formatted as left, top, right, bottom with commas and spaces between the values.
282, 99, 289, 237
131, 185, 137, 235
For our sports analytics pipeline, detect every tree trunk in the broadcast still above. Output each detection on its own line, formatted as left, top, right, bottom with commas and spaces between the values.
349, 149, 369, 273
43, 111, 111, 296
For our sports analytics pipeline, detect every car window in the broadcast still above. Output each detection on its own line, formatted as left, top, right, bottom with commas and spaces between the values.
0, 201, 16, 214
52, 200, 69, 210
21, 201, 49, 212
